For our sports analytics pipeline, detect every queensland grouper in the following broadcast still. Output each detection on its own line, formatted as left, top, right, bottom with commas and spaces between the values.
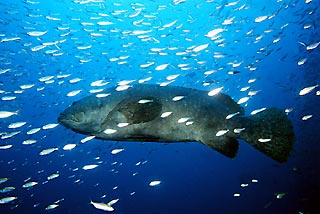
58, 84, 294, 162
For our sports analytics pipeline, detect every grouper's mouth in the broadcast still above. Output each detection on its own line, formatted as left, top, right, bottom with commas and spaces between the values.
58, 113, 80, 126
58, 112, 101, 134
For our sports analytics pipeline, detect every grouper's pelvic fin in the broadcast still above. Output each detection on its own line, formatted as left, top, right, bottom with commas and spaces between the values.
239, 108, 294, 163
204, 138, 239, 159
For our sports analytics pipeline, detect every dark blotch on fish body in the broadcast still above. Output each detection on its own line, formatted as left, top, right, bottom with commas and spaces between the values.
58, 84, 294, 162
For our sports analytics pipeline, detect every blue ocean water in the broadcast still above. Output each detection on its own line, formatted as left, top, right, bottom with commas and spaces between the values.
0, 0, 319, 213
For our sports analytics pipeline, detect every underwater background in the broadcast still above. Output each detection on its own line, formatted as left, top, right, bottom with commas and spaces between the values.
0, 0, 319, 213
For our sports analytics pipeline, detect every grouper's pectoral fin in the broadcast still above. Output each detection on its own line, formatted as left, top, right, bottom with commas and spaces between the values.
201, 138, 239, 159
117, 96, 162, 124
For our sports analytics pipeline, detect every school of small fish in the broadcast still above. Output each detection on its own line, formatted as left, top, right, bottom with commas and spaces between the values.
0, 0, 318, 213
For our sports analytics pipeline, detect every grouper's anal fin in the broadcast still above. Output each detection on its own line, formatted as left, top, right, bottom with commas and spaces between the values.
201, 138, 239, 159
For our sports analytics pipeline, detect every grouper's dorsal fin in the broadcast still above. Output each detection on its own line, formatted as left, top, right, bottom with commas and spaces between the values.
215, 93, 244, 115
202, 138, 239, 158
117, 96, 162, 124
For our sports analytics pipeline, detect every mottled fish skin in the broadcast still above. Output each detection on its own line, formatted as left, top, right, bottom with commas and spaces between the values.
58, 84, 243, 143
58, 84, 294, 162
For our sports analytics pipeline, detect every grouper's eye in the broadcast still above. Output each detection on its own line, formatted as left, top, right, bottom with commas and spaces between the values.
73, 111, 86, 122
70, 115, 81, 122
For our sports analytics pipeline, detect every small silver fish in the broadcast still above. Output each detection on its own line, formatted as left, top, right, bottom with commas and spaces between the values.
0, 196, 17, 204
299, 85, 318, 96
0, 111, 18, 119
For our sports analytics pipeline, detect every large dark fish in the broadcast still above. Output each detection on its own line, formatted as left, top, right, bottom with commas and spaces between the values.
58, 84, 294, 162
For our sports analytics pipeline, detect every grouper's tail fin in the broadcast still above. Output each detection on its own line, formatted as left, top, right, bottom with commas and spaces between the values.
239, 108, 294, 163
